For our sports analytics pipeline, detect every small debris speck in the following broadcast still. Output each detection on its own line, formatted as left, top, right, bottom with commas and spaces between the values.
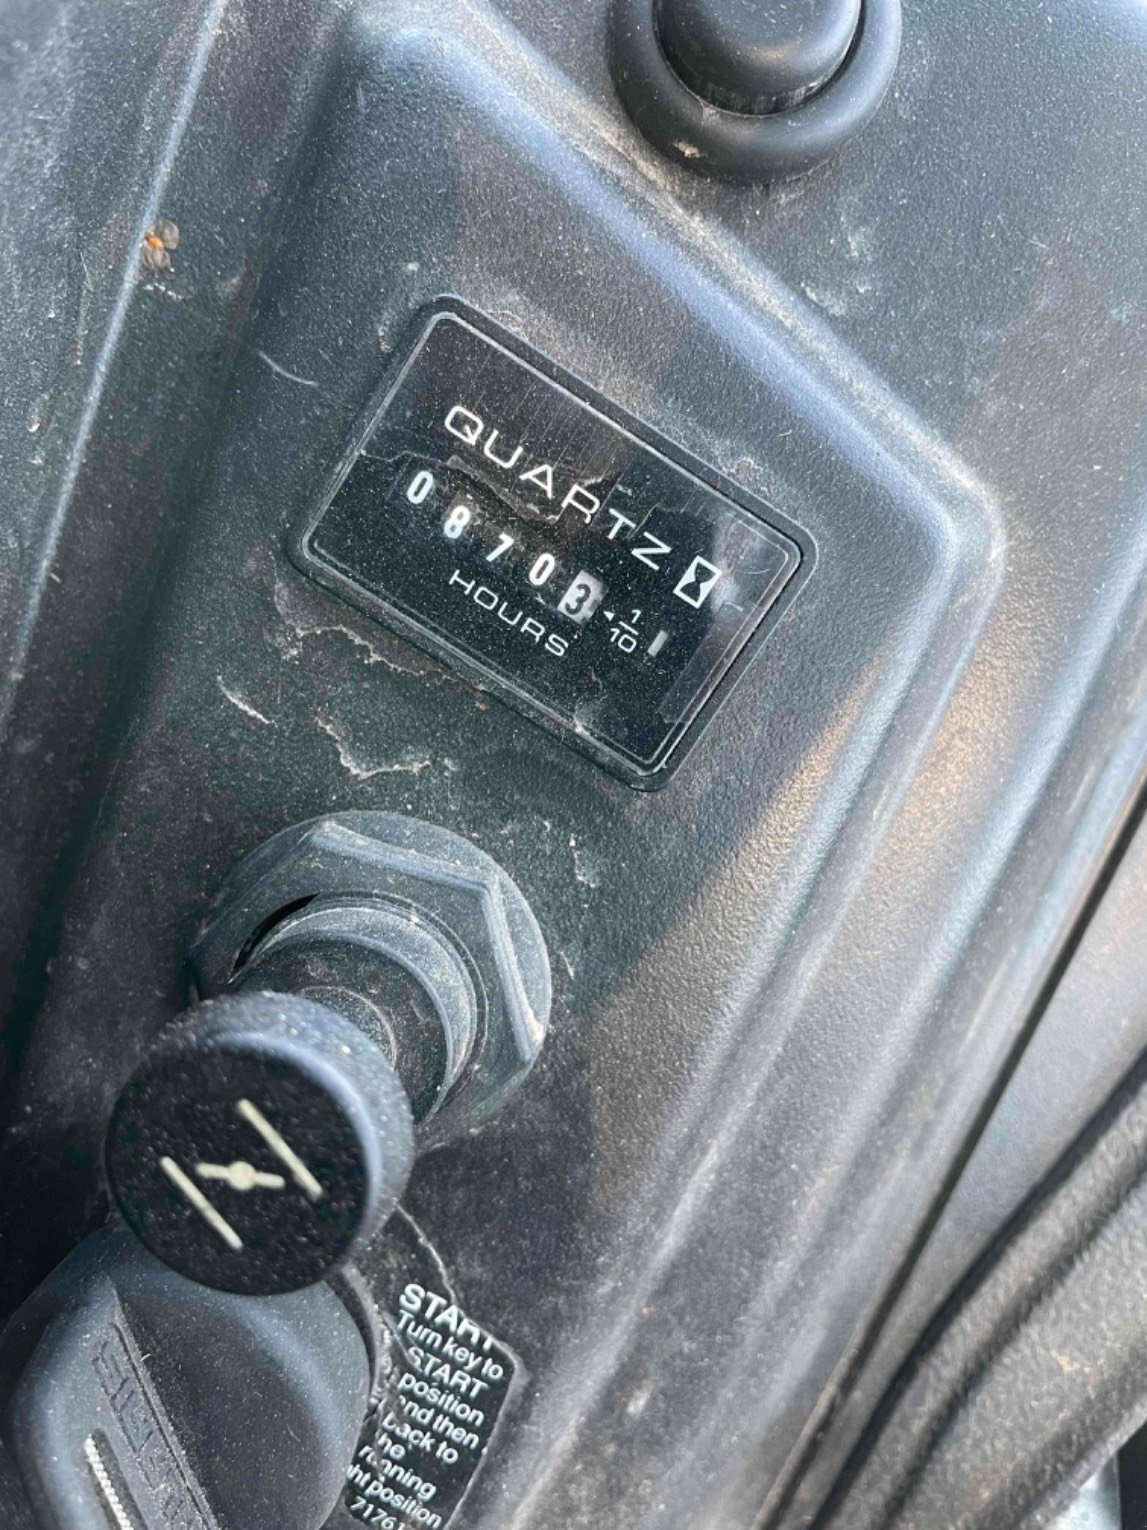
141, 217, 180, 272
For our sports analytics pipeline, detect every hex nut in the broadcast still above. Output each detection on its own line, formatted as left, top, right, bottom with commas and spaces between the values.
190, 813, 551, 1147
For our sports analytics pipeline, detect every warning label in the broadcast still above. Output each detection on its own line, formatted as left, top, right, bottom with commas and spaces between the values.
344, 1281, 516, 1530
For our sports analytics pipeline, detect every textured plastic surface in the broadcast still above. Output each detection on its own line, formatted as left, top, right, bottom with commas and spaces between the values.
0, 1, 1145, 1528
775, 800, 1147, 1530
819, 1053, 1147, 1530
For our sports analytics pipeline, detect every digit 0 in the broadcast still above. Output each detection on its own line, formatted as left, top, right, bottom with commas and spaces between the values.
406, 469, 435, 505
528, 552, 556, 587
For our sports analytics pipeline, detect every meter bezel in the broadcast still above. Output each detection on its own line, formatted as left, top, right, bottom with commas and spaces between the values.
289, 298, 815, 788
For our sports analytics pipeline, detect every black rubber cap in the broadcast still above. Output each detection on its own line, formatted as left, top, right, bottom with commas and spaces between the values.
106, 992, 414, 1295
657, 0, 861, 115
611, 0, 901, 182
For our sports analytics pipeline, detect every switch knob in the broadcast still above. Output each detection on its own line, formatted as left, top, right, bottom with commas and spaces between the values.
106, 991, 414, 1295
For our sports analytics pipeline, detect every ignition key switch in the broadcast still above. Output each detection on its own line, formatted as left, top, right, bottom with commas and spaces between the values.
105, 812, 550, 1295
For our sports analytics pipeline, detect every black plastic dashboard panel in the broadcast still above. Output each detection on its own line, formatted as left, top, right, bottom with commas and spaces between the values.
0, 1, 1145, 1529
295, 305, 808, 783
